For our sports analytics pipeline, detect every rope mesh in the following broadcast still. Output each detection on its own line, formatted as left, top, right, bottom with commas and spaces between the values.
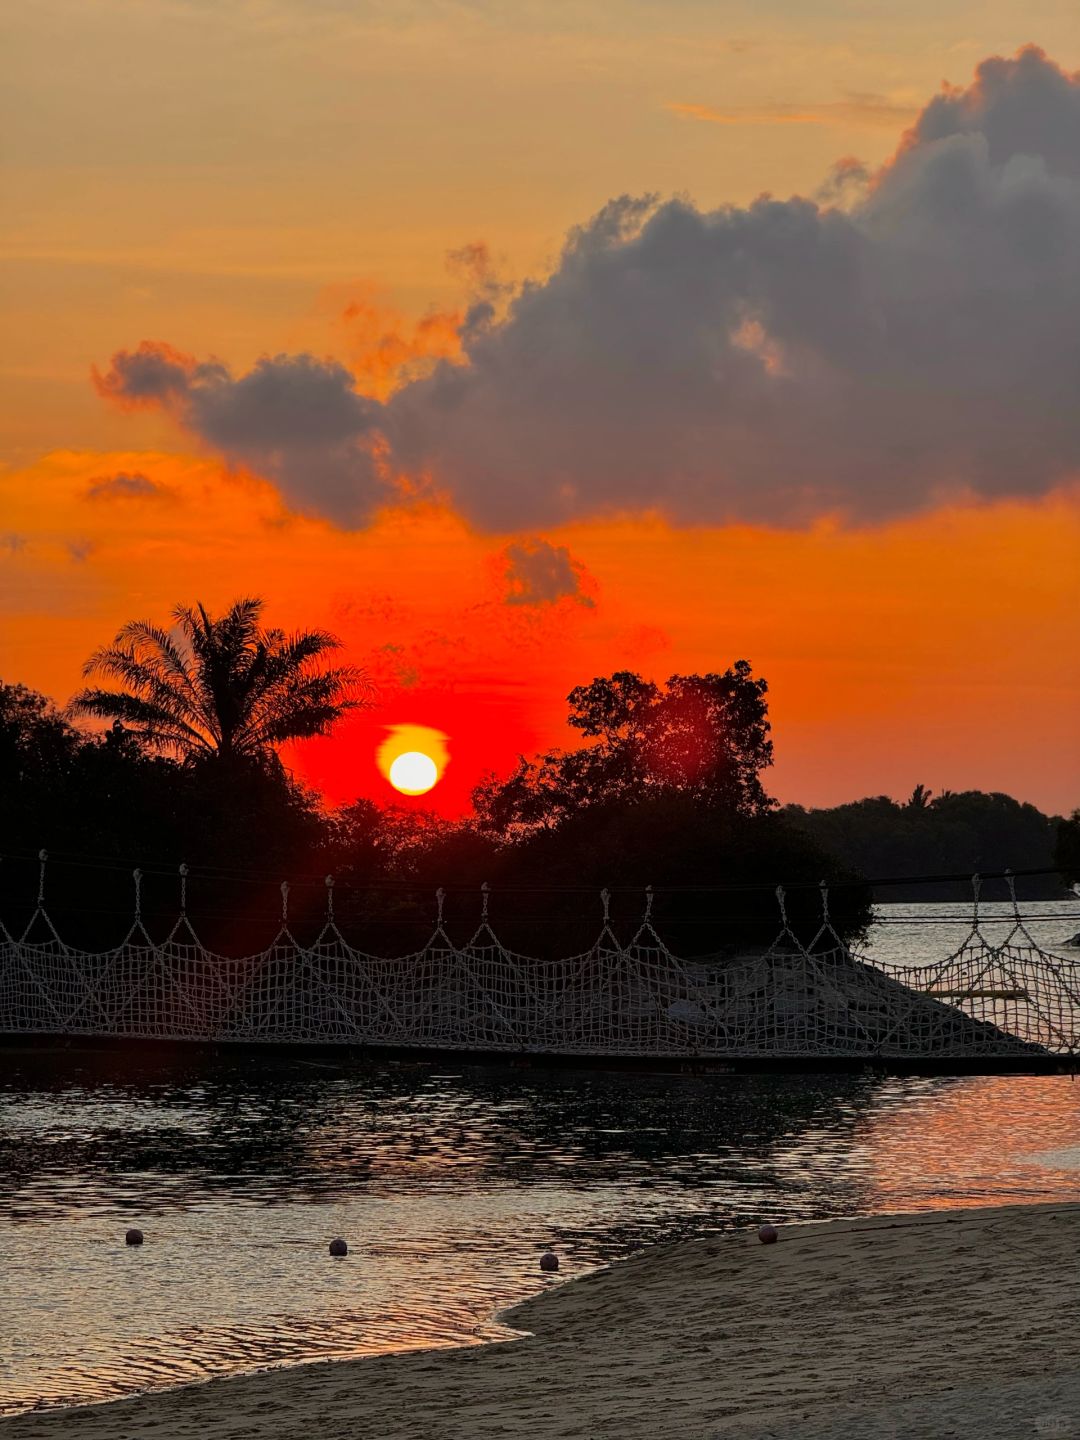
1, 864, 1076, 1059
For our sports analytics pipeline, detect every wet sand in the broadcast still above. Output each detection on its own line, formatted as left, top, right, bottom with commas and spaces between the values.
3, 1203, 1079, 1439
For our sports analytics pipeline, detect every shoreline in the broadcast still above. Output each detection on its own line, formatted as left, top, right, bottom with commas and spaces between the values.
4, 1202, 1080, 1438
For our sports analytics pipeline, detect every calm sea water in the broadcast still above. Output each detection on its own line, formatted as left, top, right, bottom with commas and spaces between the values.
1, 902, 1078, 1417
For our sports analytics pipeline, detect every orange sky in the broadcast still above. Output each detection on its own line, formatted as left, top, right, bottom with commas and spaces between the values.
2, 5, 1079, 818
2, 447, 1077, 814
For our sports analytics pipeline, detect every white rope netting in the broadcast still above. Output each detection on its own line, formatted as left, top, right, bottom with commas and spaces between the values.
1, 857, 1076, 1059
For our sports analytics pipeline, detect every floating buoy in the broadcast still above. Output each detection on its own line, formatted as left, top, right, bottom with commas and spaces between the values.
125, 1228, 144, 1246
758, 1224, 778, 1245
540, 1251, 559, 1272
329, 1237, 348, 1257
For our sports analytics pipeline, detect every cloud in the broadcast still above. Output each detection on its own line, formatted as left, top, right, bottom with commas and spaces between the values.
95, 343, 387, 525
374, 641, 421, 690
902, 44, 1080, 176
85, 471, 169, 501
67, 539, 96, 564
446, 240, 515, 339
334, 285, 463, 401
92, 341, 207, 409
667, 95, 917, 130
499, 538, 596, 607
1, 533, 27, 556
96, 46, 1080, 533
814, 155, 873, 205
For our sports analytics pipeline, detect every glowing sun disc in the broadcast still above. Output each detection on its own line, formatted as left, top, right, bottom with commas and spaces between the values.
389, 750, 439, 795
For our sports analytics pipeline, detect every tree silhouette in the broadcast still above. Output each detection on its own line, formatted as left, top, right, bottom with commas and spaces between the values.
1055, 810, 1080, 888
474, 663, 774, 839
783, 790, 1066, 900
70, 598, 370, 764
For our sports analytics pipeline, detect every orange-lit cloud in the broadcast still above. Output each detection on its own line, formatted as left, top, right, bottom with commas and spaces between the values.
334, 285, 463, 400
85, 472, 173, 503
93, 342, 391, 526
495, 538, 597, 609
91, 341, 203, 411
666, 96, 917, 128
90, 48, 1080, 538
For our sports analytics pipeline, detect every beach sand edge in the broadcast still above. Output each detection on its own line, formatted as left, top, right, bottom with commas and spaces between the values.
4, 1202, 1080, 1439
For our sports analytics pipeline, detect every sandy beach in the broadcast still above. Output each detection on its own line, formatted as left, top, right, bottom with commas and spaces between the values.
4, 1203, 1079, 1440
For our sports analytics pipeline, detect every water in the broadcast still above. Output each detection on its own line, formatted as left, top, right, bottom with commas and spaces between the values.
1, 901, 1079, 1418
859, 899, 1080, 970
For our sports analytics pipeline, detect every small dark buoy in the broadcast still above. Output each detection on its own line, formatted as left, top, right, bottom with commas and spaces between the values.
758, 1223, 778, 1245
125, 1228, 144, 1246
329, 1237, 348, 1257
539, 1251, 559, 1272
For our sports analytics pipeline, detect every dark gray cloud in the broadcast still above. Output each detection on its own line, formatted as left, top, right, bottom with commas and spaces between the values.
96, 46, 1080, 531
95, 346, 385, 525
86, 472, 167, 501
93, 342, 221, 406
500, 538, 595, 607
907, 44, 1080, 177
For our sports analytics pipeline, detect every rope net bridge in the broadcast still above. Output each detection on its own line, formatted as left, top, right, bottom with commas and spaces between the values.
1, 856, 1077, 1062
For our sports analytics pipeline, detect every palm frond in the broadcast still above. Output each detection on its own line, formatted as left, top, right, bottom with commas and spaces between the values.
68, 688, 214, 757
75, 597, 368, 763
82, 628, 209, 725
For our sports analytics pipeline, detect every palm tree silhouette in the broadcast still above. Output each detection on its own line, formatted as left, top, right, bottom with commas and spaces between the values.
70, 598, 370, 763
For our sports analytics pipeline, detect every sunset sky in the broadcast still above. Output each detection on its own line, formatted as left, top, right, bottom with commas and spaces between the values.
2, 1, 1078, 815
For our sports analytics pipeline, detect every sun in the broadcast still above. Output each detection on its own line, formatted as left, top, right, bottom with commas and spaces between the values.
377, 723, 449, 797
388, 750, 439, 795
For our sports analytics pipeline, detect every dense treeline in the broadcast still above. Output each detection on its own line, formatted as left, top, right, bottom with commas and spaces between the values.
2, 598, 1073, 957
783, 787, 1070, 901
1, 633, 867, 953
1057, 810, 1080, 889
1, 669, 868, 955
0, 682, 327, 948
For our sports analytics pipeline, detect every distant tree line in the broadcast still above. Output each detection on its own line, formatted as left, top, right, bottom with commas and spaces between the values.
2, 597, 1073, 959
783, 786, 1072, 901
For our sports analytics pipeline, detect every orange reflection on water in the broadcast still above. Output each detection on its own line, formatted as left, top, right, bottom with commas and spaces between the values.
859, 1076, 1080, 1211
